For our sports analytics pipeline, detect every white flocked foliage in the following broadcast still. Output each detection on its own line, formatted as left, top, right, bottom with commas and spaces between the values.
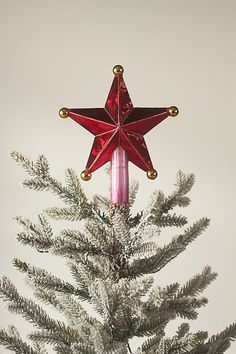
0, 152, 235, 354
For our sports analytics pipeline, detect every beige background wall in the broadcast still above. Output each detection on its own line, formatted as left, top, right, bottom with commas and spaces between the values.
0, 0, 235, 353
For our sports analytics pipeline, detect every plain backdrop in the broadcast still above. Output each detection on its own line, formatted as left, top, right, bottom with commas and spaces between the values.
0, 0, 235, 353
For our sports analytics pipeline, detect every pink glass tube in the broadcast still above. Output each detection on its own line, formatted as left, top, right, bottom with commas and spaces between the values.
110, 146, 129, 204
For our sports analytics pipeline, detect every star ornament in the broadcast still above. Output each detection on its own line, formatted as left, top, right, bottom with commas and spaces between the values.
59, 65, 178, 181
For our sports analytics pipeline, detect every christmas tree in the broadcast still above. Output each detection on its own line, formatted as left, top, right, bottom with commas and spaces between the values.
0, 151, 235, 353
0, 66, 235, 353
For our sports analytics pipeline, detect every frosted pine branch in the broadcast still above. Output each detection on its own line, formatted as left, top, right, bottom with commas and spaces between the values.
166, 296, 208, 320
176, 323, 190, 339
129, 218, 210, 277
148, 283, 180, 307
12, 258, 89, 300
150, 171, 194, 217
0, 277, 82, 346
28, 328, 86, 349
0, 326, 39, 354
52, 234, 105, 258
139, 331, 163, 352
194, 324, 236, 354
132, 242, 159, 257
60, 294, 97, 326
134, 297, 207, 338
70, 342, 96, 354
46, 206, 86, 221
0, 277, 53, 329
34, 288, 65, 312
176, 170, 195, 195
155, 334, 201, 354
138, 326, 209, 354
84, 221, 111, 252
150, 213, 188, 228
0, 279, 88, 350
203, 323, 236, 354
11, 151, 39, 176
15, 214, 53, 252
69, 259, 104, 287
11, 151, 92, 219
178, 265, 218, 297
53, 343, 74, 354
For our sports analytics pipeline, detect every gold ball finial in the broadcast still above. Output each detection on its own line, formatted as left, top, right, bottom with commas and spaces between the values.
59, 107, 69, 119
80, 170, 92, 181
113, 65, 124, 75
168, 106, 179, 117
147, 169, 158, 180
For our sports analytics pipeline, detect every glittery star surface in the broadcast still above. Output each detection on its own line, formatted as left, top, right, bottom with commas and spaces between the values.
67, 72, 171, 173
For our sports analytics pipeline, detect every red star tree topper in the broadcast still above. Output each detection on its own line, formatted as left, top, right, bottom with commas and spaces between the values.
59, 65, 178, 204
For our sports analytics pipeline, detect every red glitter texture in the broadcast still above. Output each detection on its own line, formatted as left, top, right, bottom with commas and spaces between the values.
68, 73, 170, 173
